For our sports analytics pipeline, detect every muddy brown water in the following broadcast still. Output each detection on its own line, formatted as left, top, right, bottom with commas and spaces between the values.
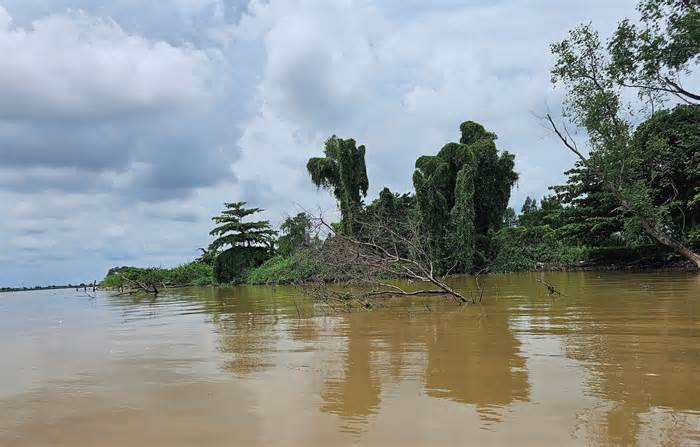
1, 272, 699, 446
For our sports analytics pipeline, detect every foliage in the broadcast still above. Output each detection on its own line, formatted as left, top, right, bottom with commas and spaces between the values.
208, 202, 276, 283
608, 0, 699, 105
277, 213, 313, 257
365, 187, 416, 222
195, 247, 217, 266
629, 105, 700, 241
491, 225, 589, 272
413, 121, 518, 272
245, 252, 324, 285
550, 0, 699, 266
101, 262, 214, 288
214, 246, 271, 284
307, 136, 369, 235
550, 162, 626, 247
209, 202, 276, 253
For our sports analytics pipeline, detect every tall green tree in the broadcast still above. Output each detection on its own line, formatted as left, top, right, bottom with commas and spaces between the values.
549, 0, 700, 267
208, 202, 276, 283
414, 142, 477, 272
461, 122, 519, 261
307, 136, 369, 235
550, 162, 625, 247
413, 121, 517, 272
209, 202, 276, 252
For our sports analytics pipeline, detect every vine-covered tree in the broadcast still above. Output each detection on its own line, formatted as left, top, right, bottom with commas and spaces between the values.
414, 142, 476, 272
462, 122, 519, 262
307, 136, 369, 235
413, 121, 518, 272
548, 0, 700, 267
208, 202, 276, 283
365, 187, 416, 224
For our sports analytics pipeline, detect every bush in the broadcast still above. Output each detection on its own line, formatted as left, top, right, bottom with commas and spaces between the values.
214, 247, 271, 284
168, 262, 214, 286
101, 262, 213, 288
491, 225, 590, 272
245, 252, 323, 285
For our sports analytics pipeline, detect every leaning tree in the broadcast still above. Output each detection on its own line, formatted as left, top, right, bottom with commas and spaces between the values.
547, 0, 700, 267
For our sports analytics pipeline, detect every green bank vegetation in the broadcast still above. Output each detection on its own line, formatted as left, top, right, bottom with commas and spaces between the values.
102, 0, 699, 290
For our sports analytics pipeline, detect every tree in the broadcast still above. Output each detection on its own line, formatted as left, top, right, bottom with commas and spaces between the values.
550, 162, 626, 247
209, 202, 276, 252
608, 0, 699, 105
461, 122, 519, 238
278, 213, 313, 257
502, 207, 518, 228
518, 197, 541, 228
413, 121, 518, 272
630, 105, 700, 244
548, 0, 700, 267
208, 202, 276, 283
307, 136, 369, 235
414, 142, 476, 272
366, 187, 416, 222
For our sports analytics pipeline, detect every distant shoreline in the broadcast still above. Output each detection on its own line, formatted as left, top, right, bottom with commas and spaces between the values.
0, 284, 95, 294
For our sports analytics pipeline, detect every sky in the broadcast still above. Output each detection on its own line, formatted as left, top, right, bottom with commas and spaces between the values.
0, 0, 641, 287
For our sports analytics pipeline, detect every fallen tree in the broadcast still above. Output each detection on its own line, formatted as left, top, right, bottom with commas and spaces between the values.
302, 213, 472, 307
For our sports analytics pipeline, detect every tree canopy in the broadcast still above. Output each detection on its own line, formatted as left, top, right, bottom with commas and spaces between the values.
549, 0, 700, 267
209, 202, 276, 252
208, 202, 276, 283
413, 121, 518, 272
277, 213, 313, 257
307, 136, 369, 235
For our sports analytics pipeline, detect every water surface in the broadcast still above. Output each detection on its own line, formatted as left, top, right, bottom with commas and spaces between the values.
1, 272, 699, 446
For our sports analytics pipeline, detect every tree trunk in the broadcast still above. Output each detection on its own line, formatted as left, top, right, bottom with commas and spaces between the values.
639, 219, 700, 269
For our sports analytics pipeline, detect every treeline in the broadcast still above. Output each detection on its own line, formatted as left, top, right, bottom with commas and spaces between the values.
103, 0, 699, 288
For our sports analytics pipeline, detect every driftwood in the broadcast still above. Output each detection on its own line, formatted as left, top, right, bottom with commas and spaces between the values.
535, 278, 562, 296
115, 273, 159, 295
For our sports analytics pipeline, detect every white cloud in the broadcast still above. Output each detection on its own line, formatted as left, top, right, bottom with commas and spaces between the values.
0, 6, 218, 121
232, 0, 638, 216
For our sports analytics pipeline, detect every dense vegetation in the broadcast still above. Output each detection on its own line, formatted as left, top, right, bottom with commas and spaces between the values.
102, 0, 698, 289
102, 262, 214, 289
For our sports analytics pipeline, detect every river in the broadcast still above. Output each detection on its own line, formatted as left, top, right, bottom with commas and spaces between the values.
1, 272, 699, 446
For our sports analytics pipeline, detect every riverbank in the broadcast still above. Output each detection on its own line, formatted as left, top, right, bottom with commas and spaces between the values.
100, 244, 698, 291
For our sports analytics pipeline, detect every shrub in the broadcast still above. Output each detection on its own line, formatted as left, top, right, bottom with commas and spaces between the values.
245, 252, 323, 285
214, 247, 271, 284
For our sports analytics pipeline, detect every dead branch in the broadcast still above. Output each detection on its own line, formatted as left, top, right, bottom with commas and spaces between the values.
303, 213, 470, 306
535, 278, 562, 296
115, 273, 159, 295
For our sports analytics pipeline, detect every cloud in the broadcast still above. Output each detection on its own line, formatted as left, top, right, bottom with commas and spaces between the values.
231, 0, 637, 217
0, 6, 217, 121
0, 5, 239, 200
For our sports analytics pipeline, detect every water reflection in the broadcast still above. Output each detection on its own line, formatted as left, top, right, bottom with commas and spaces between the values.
521, 272, 700, 445
423, 307, 530, 425
137, 274, 698, 443
320, 314, 382, 432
